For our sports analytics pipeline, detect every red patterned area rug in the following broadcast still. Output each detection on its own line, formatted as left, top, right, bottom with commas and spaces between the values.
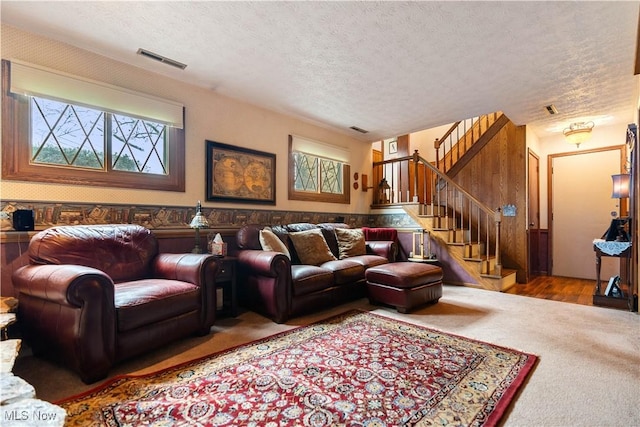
58, 310, 537, 426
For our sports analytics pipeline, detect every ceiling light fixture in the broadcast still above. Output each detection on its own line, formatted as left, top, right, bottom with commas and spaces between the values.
563, 121, 594, 148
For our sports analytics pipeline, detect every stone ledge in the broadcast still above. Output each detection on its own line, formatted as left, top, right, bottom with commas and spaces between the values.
0, 339, 20, 373
0, 373, 35, 405
0, 344, 66, 426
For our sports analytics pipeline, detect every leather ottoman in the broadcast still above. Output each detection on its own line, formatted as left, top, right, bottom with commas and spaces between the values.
365, 262, 443, 313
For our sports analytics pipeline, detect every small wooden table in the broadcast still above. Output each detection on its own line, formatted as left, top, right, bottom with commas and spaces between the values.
593, 239, 633, 310
215, 256, 238, 317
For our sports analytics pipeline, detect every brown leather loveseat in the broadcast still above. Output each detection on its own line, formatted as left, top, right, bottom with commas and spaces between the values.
11, 224, 218, 383
235, 223, 397, 323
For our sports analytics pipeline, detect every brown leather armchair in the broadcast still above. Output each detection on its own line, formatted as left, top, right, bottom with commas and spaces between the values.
11, 224, 218, 384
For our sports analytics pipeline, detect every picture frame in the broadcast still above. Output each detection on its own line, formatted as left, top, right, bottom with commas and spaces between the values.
206, 140, 276, 205
389, 139, 398, 154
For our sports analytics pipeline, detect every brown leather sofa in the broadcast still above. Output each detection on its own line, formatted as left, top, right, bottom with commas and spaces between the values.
11, 224, 218, 383
235, 223, 397, 323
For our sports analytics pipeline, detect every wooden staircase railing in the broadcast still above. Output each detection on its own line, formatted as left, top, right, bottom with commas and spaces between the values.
372, 150, 502, 275
435, 112, 503, 174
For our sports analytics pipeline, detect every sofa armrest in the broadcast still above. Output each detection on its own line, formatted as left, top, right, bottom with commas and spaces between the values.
12, 264, 117, 383
152, 253, 218, 287
366, 241, 398, 262
236, 250, 291, 277
12, 264, 114, 307
236, 249, 292, 323
152, 253, 218, 333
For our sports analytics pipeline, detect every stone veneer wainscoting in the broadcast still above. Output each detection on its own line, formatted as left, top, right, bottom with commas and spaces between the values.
0, 200, 420, 231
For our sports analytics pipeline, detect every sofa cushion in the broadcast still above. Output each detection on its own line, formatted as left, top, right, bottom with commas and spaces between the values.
235, 224, 262, 250
345, 254, 389, 269
27, 224, 158, 282
317, 223, 349, 258
291, 265, 335, 296
259, 228, 291, 259
335, 228, 367, 259
289, 228, 337, 265
320, 259, 365, 284
115, 280, 200, 331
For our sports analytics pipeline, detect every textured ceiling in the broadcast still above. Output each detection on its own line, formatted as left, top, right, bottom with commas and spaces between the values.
2, 1, 639, 142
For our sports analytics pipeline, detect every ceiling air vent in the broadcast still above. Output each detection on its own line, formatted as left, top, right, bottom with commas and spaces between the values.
545, 104, 558, 115
137, 48, 187, 70
350, 126, 369, 134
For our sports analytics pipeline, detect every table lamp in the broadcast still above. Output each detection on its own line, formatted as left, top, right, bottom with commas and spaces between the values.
189, 201, 209, 253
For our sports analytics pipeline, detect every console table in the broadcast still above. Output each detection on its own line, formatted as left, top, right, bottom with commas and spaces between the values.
593, 239, 633, 310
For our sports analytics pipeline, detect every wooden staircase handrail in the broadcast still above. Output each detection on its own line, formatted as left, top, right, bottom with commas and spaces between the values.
434, 121, 462, 151
416, 151, 497, 217
373, 149, 503, 275
434, 112, 503, 174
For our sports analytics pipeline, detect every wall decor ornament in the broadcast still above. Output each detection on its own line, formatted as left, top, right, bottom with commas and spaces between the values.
206, 140, 276, 205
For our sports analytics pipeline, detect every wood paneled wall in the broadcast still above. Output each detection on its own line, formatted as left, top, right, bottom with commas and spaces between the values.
450, 121, 528, 281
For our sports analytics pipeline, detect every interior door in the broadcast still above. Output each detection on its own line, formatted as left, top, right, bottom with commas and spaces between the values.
528, 150, 540, 278
551, 147, 623, 279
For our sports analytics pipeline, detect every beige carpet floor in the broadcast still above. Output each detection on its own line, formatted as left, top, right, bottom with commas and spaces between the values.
12, 285, 640, 426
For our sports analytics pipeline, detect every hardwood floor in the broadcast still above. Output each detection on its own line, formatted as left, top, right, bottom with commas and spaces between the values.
505, 275, 598, 307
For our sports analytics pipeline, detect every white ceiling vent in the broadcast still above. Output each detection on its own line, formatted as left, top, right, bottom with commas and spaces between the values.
350, 126, 369, 134
545, 104, 558, 115
137, 48, 187, 70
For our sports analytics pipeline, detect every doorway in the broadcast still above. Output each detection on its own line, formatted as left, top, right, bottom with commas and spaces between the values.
528, 149, 543, 277
549, 146, 625, 280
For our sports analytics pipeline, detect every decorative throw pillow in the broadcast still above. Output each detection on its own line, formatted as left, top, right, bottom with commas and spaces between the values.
288, 228, 337, 265
259, 228, 291, 259
335, 228, 367, 259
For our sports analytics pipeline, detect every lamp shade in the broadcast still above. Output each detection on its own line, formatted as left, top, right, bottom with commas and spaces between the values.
611, 173, 631, 199
563, 121, 594, 147
189, 201, 209, 229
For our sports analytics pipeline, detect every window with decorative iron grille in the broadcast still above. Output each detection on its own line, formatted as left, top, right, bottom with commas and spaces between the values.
31, 96, 167, 174
2, 60, 185, 191
288, 135, 350, 204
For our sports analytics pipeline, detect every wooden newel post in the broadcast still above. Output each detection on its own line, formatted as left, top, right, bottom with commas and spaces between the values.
494, 207, 502, 275
413, 150, 420, 203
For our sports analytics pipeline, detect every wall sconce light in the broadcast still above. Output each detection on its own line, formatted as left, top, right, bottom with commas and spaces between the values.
189, 200, 209, 253
611, 173, 631, 218
361, 174, 375, 192
563, 121, 594, 148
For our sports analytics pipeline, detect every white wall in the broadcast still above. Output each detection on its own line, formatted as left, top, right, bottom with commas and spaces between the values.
408, 124, 453, 162
1, 26, 375, 213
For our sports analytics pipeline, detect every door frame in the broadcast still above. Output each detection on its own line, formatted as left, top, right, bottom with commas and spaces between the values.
527, 148, 541, 280
547, 145, 627, 275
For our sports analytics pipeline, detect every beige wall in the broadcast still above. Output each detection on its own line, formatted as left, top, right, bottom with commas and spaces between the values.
1, 26, 374, 213
535, 123, 628, 229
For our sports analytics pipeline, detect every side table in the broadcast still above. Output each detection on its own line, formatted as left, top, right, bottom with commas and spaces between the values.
215, 256, 237, 317
593, 239, 633, 310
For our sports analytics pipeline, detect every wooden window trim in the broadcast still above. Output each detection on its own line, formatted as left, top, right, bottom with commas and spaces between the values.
1, 60, 185, 192
287, 135, 350, 204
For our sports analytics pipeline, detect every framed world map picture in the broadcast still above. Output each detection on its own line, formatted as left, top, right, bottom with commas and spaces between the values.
206, 140, 276, 204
